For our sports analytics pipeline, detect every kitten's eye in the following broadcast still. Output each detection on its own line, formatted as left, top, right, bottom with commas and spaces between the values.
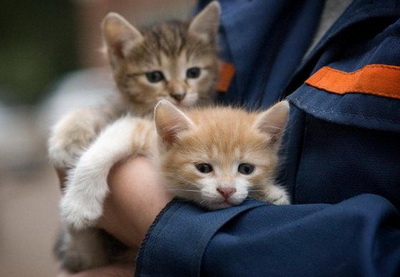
145, 71, 164, 83
195, 163, 213, 173
186, 67, 201, 79
238, 163, 255, 175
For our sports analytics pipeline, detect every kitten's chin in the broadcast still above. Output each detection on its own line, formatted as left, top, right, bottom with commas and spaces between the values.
159, 93, 198, 109
202, 200, 235, 210
177, 94, 199, 108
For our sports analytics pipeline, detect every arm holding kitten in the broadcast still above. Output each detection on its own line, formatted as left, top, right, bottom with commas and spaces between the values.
59, 148, 400, 277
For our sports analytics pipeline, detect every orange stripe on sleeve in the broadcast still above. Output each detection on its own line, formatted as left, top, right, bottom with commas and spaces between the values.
217, 61, 235, 93
305, 64, 400, 100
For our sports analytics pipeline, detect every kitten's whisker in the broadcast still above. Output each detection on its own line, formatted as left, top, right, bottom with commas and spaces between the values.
164, 173, 200, 188
167, 188, 200, 193
199, 199, 208, 206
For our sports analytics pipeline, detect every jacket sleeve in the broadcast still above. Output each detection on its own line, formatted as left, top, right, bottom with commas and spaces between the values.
135, 194, 400, 277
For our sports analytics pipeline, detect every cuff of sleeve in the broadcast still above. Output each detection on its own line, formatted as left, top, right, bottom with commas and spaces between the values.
135, 198, 266, 276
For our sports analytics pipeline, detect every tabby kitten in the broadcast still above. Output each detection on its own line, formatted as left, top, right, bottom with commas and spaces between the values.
53, 2, 221, 272
62, 100, 290, 233
48, 1, 220, 171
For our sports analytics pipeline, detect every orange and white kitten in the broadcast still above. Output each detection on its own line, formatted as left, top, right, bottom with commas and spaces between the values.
62, 100, 290, 232
53, 2, 220, 272
48, 1, 219, 171
156, 101, 291, 209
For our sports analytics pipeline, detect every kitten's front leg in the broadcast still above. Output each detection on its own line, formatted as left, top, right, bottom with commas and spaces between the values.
48, 108, 109, 169
267, 185, 291, 205
60, 116, 154, 229
257, 183, 291, 205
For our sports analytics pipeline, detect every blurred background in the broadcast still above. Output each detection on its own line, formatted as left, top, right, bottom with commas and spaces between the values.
0, 0, 195, 276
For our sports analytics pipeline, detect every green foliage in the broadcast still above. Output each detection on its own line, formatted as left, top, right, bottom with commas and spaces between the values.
0, 0, 79, 105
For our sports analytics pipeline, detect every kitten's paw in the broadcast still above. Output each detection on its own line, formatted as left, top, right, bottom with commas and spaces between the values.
60, 195, 103, 230
60, 156, 110, 229
59, 117, 138, 230
48, 139, 87, 169
48, 109, 106, 168
267, 186, 291, 205
270, 193, 290, 205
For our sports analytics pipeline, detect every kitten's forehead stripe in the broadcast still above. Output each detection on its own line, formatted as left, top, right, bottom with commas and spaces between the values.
179, 107, 275, 164
129, 44, 161, 68
145, 22, 188, 58
129, 21, 215, 67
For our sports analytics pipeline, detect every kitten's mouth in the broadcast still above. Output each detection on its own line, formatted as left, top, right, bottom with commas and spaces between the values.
165, 93, 197, 108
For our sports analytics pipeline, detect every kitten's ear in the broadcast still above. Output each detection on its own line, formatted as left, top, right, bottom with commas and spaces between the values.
254, 101, 290, 146
154, 100, 195, 148
188, 1, 220, 42
102, 12, 143, 59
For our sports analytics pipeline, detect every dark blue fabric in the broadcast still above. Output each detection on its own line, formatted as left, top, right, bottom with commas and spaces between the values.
282, 1, 400, 210
203, 195, 400, 276
206, 0, 324, 109
136, 196, 400, 276
283, 0, 400, 98
136, 199, 265, 276
281, 105, 400, 209
135, 0, 400, 276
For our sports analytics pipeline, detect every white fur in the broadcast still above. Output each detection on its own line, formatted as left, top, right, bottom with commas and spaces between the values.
196, 175, 290, 209
60, 116, 145, 229
180, 91, 199, 107
264, 184, 291, 205
199, 178, 250, 209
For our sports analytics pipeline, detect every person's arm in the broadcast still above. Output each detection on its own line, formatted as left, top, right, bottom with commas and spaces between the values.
134, 192, 400, 276
95, 155, 400, 277
59, 156, 400, 277
98, 155, 172, 247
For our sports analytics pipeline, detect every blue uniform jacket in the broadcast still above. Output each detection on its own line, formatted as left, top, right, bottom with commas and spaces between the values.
135, 0, 400, 276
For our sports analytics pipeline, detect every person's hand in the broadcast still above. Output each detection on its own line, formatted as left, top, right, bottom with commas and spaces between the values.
98, 155, 173, 247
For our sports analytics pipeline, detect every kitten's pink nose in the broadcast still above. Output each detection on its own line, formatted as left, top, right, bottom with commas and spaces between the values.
217, 187, 237, 199
170, 92, 186, 102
